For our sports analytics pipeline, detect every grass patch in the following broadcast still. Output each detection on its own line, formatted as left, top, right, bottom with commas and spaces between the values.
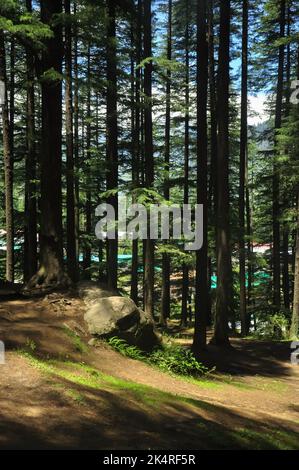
14, 350, 299, 450
62, 326, 88, 354
230, 427, 299, 450
251, 378, 289, 393
65, 389, 87, 406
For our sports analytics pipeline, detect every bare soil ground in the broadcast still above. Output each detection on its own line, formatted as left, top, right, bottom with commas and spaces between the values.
0, 295, 298, 450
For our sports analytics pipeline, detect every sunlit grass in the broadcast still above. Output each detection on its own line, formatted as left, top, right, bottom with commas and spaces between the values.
14, 350, 299, 450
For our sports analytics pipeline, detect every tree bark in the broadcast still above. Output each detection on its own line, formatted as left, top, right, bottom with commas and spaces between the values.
143, 0, 154, 317
211, 0, 232, 347
193, 0, 208, 352
181, 0, 190, 327
83, 43, 92, 280
0, 31, 14, 283
27, 0, 68, 290
24, 0, 37, 281
106, 0, 118, 289
208, 0, 217, 219
160, 0, 172, 326
130, 0, 142, 305
273, 0, 285, 309
282, 6, 291, 311
65, 0, 78, 282
239, 0, 248, 336
73, 0, 80, 277
290, 191, 299, 339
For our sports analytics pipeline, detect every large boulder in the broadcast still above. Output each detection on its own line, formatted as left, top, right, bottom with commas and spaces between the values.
77, 281, 159, 351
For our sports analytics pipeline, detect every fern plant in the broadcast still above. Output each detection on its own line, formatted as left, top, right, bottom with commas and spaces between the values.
108, 337, 146, 361
108, 336, 210, 377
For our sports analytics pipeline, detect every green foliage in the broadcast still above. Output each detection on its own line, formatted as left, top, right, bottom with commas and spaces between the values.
252, 313, 290, 340
108, 337, 146, 361
40, 68, 63, 84
25, 338, 36, 352
150, 344, 209, 376
108, 336, 210, 377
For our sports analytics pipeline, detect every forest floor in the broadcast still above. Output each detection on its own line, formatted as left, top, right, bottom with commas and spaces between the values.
0, 294, 299, 450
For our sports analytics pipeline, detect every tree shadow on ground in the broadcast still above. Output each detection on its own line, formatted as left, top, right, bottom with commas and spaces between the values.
0, 366, 298, 450
171, 323, 294, 378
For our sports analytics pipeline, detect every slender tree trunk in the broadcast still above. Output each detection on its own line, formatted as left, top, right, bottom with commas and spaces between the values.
282, 7, 291, 311
0, 31, 14, 283
207, 0, 217, 328
73, 0, 80, 276
27, 0, 68, 289
143, 0, 154, 317
273, 0, 285, 309
282, 227, 290, 309
160, 0, 172, 326
208, 0, 217, 219
130, 0, 142, 304
290, 191, 299, 339
83, 44, 92, 279
106, 0, 118, 289
24, 0, 37, 281
65, 0, 78, 282
9, 39, 15, 270
239, 0, 248, 336
246, 157, 253, 316
181, 0, 190, 327
211, 0, 232, 347
193, 0, 208, 352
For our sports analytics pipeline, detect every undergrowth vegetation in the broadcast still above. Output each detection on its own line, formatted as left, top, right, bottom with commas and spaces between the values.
108, 337, 211, 377
250, 313, 290, 340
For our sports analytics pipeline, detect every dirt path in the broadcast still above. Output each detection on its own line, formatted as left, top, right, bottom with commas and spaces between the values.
0, 297, 299, 449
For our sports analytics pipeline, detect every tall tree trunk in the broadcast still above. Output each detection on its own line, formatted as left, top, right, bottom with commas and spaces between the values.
273, 0, 285, 309
211, 0, 232, 347
83, 44, 92, 280
193, 0, 208, 352
27, 0, 67, 289
24, 0, 37, 281
208, 0, 217, 219
290, 191, 299, 339
143, 0, 154, 317
207, 0, 217, 328
65, 0, 78, 282
106, 0, 118, 289
246, 158, 253, 310
0, 31, 14, 283
282, 5, 291, 311
160, 0, 172, 326
239, 0, 248, 336
73, 0, 80, 277
181, 0, 190, 327
130, 0, 142, 304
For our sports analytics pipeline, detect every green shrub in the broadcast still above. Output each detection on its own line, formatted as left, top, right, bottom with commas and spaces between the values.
150, 344, 209, 376
253, 313, 289, 340
108, 336, 209, 377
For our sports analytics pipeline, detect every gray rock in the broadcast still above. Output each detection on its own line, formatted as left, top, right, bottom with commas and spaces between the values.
77, 281, 159, 351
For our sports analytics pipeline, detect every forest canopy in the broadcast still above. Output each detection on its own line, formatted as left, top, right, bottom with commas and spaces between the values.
0, 0, 298, 350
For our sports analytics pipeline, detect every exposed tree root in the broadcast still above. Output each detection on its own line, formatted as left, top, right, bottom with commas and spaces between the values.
22, 268, 72, 297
